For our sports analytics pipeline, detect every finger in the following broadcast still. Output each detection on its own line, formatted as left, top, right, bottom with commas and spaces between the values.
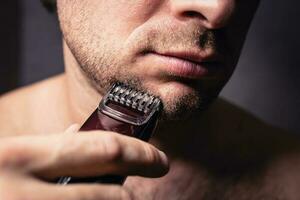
0, 131, 169, 180
40, 131, 169, 179
0, 171, 132, 200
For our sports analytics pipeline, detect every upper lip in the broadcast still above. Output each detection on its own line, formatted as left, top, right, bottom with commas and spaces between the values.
154, 50, 221, 64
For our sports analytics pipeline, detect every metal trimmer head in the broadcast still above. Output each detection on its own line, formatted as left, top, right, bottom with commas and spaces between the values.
99, 82, 162, 126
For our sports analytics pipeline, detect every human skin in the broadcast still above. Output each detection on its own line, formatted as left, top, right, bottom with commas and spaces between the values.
57, 0, 260, 119
1, 0, 300, 200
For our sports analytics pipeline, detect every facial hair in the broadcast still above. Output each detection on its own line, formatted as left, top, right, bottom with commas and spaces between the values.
63, 18, 230, 121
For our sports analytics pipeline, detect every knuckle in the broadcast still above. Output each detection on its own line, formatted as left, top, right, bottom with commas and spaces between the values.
99, 133, 123, 162
0, 143, 29, 169
119, 188, 133, 200
60, 131, 124, 163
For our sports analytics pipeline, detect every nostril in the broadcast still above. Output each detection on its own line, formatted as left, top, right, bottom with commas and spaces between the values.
182, 10, 207, 20
184, 11, 198, 17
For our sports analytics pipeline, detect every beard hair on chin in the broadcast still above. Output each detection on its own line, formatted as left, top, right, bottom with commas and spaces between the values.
161, 91, 201, 121
107, 76, 218, 121
159, 87, 219, 121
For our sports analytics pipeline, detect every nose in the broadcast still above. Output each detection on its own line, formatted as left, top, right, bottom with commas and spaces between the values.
170, 0, 236, 29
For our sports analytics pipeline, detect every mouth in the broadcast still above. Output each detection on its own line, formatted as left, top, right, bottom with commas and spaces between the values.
145, 50, 222, 79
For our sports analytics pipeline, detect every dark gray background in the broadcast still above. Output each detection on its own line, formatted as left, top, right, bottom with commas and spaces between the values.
0, 0, 299, 134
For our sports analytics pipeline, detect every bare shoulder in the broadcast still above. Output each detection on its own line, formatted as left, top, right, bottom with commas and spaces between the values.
211, 98, 300, 164
209, 97, 298, 137
0, 74, 67, 137
205, 98, 300, 198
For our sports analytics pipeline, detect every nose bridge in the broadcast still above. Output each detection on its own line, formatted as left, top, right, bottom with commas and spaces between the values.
169, 0, 236, 29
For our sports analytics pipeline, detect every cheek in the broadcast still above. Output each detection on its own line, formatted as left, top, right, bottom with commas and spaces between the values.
59, 0, 163, 52
88, 0, 161, 40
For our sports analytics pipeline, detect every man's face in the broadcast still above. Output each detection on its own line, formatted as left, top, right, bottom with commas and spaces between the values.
57, 0, 259, 119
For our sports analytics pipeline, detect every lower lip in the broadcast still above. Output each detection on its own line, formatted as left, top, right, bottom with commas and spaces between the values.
149, 53, 209, 79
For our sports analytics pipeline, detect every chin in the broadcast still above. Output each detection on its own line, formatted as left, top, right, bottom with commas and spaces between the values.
139, 81, 204, 121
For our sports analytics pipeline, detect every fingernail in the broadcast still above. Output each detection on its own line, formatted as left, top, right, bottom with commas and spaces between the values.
158, 150, 169, 167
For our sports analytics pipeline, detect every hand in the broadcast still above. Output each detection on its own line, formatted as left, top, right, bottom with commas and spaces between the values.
0, 127, 169, 200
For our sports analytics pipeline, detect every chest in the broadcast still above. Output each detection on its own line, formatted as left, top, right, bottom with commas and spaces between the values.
123, 161, 287, 200
124, 162, 208, 200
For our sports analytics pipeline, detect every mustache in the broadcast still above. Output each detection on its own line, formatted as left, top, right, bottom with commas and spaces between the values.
124, 19, 227, 55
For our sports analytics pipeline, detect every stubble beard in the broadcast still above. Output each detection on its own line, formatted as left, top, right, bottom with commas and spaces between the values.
63, 21, 225, 121
74, 53, 221, 121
